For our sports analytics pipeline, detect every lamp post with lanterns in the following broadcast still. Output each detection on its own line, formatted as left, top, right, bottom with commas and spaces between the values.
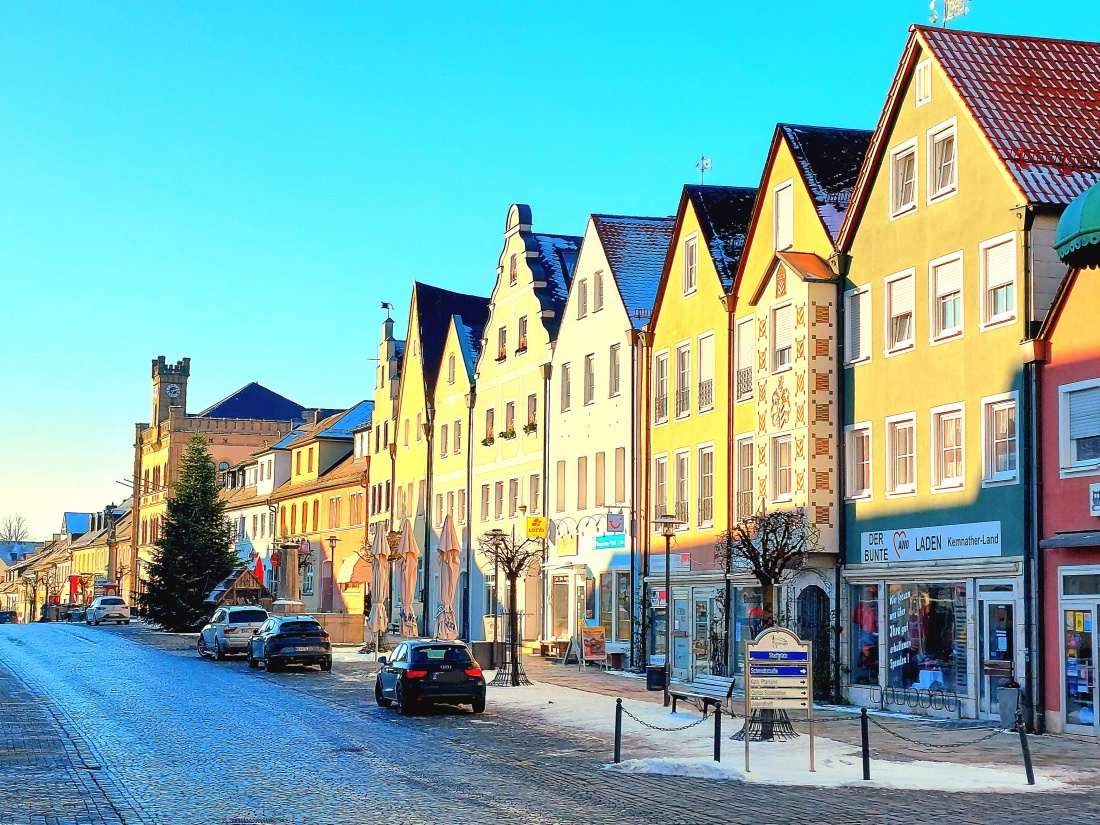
652, 512, 685, 706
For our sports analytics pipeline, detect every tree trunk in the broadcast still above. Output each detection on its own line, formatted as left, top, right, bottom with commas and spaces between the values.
507, 574, 520, 687
761, 577, 776, 628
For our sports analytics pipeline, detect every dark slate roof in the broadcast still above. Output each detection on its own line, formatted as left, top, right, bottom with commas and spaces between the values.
62, 513, 90, 535
315, 400, 374, 440
271, 427, 310, 450
529, 232, 582, 339
453, 313, 488, 383
780, 124, 872, 240
592, 214, 675, 329
684, 186, 759, 289
194, 382, 306, 422
919, 26, 1100, 206
412, 282, 490, 395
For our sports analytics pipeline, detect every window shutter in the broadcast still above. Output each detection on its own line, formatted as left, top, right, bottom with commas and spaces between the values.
985, 240, 1014, 289
774, 305, 793, 349
1069, 388, 1100, 440
890, 277, 914, 315
699, 334, 715, 383
935, 259, 962, 296
737, 319, 753, 372
847, 293, 863, 361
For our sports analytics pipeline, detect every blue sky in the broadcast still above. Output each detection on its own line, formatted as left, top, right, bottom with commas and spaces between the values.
2, 1, 1097, 538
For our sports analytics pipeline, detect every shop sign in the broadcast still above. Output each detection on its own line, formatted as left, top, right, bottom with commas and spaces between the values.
556, 535, 577, 556
650, 588, 667, 608
650, 552, 690, 573
859, 520, 1001, 564
526, 516, 548, 538
1089, 483, 1100, 517
606, 513, 625, 533
744, 627, 815, 773
595, 534, 625, 549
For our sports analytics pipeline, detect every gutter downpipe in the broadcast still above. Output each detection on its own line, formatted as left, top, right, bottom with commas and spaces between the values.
829, 250, 852, 706
639, 326, 653, 671
422, 405, 434, 636
722, 293, 736, 677
463, 388, 476, 643
541, 362, 553, 642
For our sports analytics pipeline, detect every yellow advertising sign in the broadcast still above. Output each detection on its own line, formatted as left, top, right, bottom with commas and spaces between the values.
526, 516, 548, 539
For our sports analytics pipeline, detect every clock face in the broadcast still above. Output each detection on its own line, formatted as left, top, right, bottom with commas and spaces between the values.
166, 384, 181, 398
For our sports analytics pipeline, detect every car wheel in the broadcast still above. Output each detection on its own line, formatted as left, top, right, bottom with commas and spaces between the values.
472, 696, 486, 714
197, 636, 208, 658
93, 618, 100, 626
375, 680, 393, 708
124, 620, 130, 625
320, 658, 332, 672
248, 649, 259, 669
396, 682, 414, 716
212, 640, 224, 662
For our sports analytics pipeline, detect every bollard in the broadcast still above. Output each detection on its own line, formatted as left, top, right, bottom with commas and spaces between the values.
1015, 709, 1035, 786
860, 707, 870, 781
614, 698, 623, 764
713, 706, 722, 763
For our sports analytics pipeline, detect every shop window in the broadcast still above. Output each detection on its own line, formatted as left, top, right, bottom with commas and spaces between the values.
886, 582, 967, 694
599, 573, 614, 638
732, 587, 763, 673
616, 572, 630, 642
849, 584, 880, 685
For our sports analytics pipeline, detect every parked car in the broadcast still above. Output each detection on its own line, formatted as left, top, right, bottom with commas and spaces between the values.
198, 606, 268, 660
375, 640, 486, 715
0, 611, 16, 624
85, 596, 130, 625
248, 615, 332, 672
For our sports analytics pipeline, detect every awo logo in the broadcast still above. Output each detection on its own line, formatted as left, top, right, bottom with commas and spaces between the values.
892, 530, 909, 558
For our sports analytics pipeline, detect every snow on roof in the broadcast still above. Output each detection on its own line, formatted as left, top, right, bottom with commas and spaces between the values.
412, 283, 489, 395
780, 124, 872, 240
531, 232, 582, 339
453, 313, 487, 383
684, 186, 759, 289
592, 214, 675, 329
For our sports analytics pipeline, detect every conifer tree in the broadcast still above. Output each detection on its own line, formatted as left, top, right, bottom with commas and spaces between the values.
139, 434, 236, 631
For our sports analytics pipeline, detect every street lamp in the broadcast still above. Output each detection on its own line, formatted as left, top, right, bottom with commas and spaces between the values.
652, 512, 685, 707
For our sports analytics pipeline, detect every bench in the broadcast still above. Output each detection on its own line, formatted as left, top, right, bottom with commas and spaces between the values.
669, 674, 738, 718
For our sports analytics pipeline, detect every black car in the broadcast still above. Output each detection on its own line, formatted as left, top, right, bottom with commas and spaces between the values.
248, 615, 332, 672
375, 640, 486, 716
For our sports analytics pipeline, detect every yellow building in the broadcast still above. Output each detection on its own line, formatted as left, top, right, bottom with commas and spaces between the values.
70, 506, 133, 605
643, 185, 756, 681
472, 204, 580, 642
365, 314, 404, 554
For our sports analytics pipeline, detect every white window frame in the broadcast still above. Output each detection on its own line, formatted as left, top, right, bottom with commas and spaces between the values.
979, 231, 1018, 331
926, 117, 958, 204
697, 331, 715, 413
771, 433, 793, 503
674, 341, 692, 419
697, 442, 715, 528
735, 434, 755, 518
885, 412, 918, 498
682, 233, 698, 296
771, 302, 793, 374
673, 449, 690, 530
915, 59, 932, 107
844, 284, 871, 366
560, 362, 571, 413
845, 422, 873, 501
1058, 378, 1100, 478
654, 349, 670, 425
594, 270, 605, 313
981, 391, 1020, 486
653, 454, 668, 525
577, 278, 588, 319
608, 343, 621, 398
583, 354, 596, 406
930, 402, 966, 493
928, 250, 964, 344
773, 179, 794, 252
735, 316, 754, 402
889, 138, 919, 220
884, 269, 916, 356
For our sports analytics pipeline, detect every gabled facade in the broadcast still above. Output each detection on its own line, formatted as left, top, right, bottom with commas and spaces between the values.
472, 204, 580, 641
365, 314, 404, 550
643, 185, 757, 681
837, 27, 1100, 722
547, 213, 672, 664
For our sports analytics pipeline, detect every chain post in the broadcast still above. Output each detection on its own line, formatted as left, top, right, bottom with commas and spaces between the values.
860, 707, 870, 780
614, 698, 622, 764
1015, 709, 1035, 786
713, 706, 721, 763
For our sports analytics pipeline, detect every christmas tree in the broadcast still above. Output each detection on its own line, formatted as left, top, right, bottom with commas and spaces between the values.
139, 434, 236, 631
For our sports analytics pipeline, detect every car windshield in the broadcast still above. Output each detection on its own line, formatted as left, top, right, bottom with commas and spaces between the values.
227, 610, 267, 624
412, 645, 472, 664
279, 621, 322, 634
100, 598, 125, 606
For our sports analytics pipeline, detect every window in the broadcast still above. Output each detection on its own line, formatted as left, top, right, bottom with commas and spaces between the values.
485, 575, 498, 617
599, 573, 614, 638
886, 272, 915, 352
508, 478, 519, 518
583, 354, 595, 405
887, 414, 917, 495
440, 424, 448, 457
505, 401, 515, 435
454, 420, 462, 453
594, 452, 606, 508
485, 408, 494, 441
930, 254, 963, 340
654, 353, 669, 422
772, 435, 792, 501
497, 327, 507, 361
526, 394, 537, 429
736, 318, 754, 400
981, 234, 1016, 328
915, 59, 931, 106
674, 452, 690, 525
303, 563, 314, 596
457, 488, 466, 524
1061, 381, 1100, 473
928, 120, 957, 201
312, 499, 319, 530
736, 436, 754, 518
698, 446, 714, 527
436, 494, 444, 526
608, 344, 621, 397
682, 235, 698, 295
289, 504, 296, 534
774, 181, 793, 251
594, 271, 605, 312
481, 485, 490, 522
616, 571, 630, 642
529, 474, 540, 515
329, 496, 342, 528
772, 304, 793, 371
494, 481, 504, 520
509, 253, 518, 286
845, 286, 871, 364
614, 447, 626, 504
556, 460, 566, 512
846, 425, 872, 499
697, 333, 714, 411
416, 413, 422, 442
295, 451, 302, 475
653, 456, 668, 523
675, 343, 691, 416
517, 316, 528, 352
577, 456, 588, 509
447, 354, 456, 384
307, 447, 313, 472
560, 363, 571, 412
404, 418, 410, 446
577, 278, 588, 318
890, 140, 918, 217
982, 395, 1018, 484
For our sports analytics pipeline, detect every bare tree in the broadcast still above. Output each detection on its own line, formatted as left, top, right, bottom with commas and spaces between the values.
24, 568, 51, 621
715, 507, 822, 628
477, 529, 544, 686
1, 514, 30, 542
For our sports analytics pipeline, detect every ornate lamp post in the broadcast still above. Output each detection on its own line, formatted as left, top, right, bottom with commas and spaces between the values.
652, 512, 685, 706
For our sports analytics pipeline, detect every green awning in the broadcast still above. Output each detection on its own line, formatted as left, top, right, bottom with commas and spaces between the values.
1055, 181, 1100, 269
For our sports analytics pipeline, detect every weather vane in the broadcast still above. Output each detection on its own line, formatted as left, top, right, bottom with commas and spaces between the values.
380, 301, 394, 320
930, 0, 970, 26
696, 154, 712, 184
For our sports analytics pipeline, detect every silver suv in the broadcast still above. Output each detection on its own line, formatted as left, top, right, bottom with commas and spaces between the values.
86, 596, 130, 626
198, 606, 268, 660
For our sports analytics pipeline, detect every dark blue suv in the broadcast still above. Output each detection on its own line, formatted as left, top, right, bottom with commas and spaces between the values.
375, 641, 486, 715
248, 615, 332, 672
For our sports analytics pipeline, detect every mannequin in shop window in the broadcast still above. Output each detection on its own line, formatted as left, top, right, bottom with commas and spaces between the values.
851, 585, 879, 685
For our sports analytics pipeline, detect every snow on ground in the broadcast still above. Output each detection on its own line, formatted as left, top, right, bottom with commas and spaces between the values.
487, 677, 1065, 792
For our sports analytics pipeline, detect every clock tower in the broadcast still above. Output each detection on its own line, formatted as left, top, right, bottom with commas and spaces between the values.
151, 356, 190, 425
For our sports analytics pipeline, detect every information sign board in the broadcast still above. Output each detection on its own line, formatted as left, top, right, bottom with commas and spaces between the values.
744, 627, 814, 773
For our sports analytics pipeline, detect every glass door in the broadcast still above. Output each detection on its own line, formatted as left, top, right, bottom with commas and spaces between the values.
692, 593, 715, 678
1063, 607, 1096, 735
978, 601, 1014, 717
671, 594, 691, 681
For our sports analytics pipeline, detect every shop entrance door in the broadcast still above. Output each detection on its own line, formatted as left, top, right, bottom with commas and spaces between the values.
550, 575, 569, 638
978, 600, 1015, 718
671, 594, 691, 681
1063, 605, 1097, 735
692, 593, 715, 678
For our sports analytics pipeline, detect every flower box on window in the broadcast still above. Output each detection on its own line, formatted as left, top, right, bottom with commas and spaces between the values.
522, 422, 538, 435
481, 435, 495, 447
499, 429, 517, 440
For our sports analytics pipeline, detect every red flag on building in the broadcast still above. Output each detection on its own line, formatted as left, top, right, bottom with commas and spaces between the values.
253, 555, 264, 581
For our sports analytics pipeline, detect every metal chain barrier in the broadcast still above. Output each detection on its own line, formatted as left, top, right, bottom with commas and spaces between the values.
865, 715, 1005, 749
619, 704, 710, 732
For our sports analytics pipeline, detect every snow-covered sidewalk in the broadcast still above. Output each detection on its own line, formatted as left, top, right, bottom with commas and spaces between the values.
487, 677, 1070, 792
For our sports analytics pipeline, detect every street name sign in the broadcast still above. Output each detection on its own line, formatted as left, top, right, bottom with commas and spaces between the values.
743, 626, 814, 774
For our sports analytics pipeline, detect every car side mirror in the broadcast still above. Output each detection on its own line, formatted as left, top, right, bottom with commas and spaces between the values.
377, 656, 387, 665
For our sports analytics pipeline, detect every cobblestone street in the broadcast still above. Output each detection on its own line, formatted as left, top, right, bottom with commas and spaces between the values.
2, 623, 1099, 825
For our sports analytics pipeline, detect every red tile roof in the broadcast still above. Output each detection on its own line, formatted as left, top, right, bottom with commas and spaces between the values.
919, 26, 1100, 206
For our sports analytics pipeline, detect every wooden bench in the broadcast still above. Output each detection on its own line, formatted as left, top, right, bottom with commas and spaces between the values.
669, 674, 738, 718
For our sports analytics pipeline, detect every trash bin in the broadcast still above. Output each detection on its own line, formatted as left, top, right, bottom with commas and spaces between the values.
646, 665, 666, 691
999, 686, 1023, 729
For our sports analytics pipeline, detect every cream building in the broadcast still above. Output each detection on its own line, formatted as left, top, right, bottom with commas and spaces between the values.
365, 314, 404, 551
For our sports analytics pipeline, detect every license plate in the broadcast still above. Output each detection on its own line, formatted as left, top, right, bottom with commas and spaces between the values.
288, 646, 318, 653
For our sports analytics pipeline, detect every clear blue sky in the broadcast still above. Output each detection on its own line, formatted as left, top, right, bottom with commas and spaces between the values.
2, 2, 1096, 539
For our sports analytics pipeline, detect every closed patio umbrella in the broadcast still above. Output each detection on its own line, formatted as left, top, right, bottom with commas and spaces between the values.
434, 515, 460, 640
396, 519, 420, 638
365, 528, 390, 645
